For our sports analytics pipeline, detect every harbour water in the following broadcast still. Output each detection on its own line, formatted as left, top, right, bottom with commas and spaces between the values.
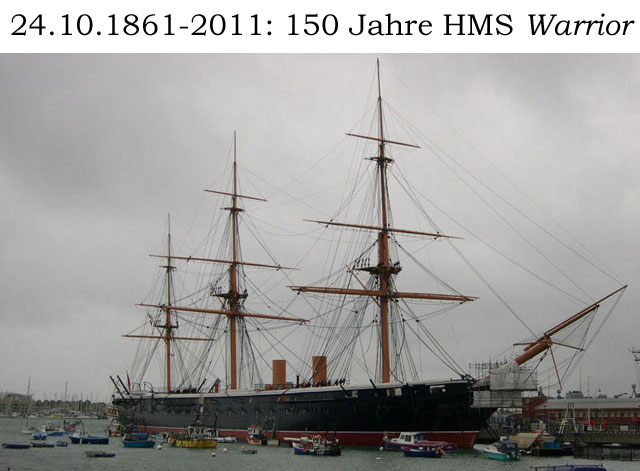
0, 418, 637, 471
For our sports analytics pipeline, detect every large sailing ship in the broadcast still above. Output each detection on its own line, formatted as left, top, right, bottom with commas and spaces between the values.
111, 62, 626, 448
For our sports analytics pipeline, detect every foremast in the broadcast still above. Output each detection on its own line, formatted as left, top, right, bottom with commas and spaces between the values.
129, 132, 306, 392
290, 60, 476, 384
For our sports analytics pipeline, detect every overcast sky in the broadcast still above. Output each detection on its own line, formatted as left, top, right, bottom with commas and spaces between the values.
1, 54, 638, 401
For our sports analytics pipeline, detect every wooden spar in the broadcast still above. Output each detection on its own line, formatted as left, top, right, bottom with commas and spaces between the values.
288, 285, 475, 302
137, 303, 307, 323
514, 285, 627, 366
346, 265, 381, 308
123, 334, 215, 341
203, 189, 267, 202
148, 254, 298, 271
346, 133, 421, 149
304, 220, 462, 239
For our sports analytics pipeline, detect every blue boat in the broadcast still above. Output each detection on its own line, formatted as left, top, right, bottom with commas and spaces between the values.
484, 439, 520, 461
2, 443, 32, 449
69, 432, 109, 445
122, 432, 155, 448
32, 431, 47, 440
401, 445, 444, 458
42, 422, 64, 436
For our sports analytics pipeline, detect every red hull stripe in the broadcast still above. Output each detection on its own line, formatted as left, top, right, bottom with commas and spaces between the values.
135, 425, 479, 449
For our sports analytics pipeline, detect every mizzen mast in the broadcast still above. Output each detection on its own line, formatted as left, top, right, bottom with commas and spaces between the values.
164, 215, 174, 392
290, 60, 475, 384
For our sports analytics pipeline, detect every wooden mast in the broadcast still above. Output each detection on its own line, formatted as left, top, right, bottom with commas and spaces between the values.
229, 131, 240, 390
375, 59, 393, 383
125, 133, 306, 393
290, 60, 476, 384
165, 215, 174, 392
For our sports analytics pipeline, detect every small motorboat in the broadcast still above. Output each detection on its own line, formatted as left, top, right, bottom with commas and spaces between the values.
247, 425, 267, 445
85, 450, 116, 458
55, 440, 69, 447
122, 431, 155, 448
2, 443, 32, 449
292, 435, 341, 456
42, 422, 64, 436
401, 444, 444, 458
32, 431, 47, 441
484, 438, 521, 461
69, 432, 109, 445
169, 423, 218, 449
383, 432, 455, 452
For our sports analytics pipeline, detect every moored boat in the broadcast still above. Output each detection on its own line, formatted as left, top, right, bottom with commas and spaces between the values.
292, 435, 341, 456
42, 422, 64, 436
532, 465, 606, 471
401, 444, 444, 458
383, 432, 455, 452
69, 432, 109, 445
122, 431, 155, 448
169, 423, 218, 449
247, 425, 267, 445
106, 417, 122, 437
2, 443, 32, 449
484, 439, 521, 461
31, 442, 55, 448
85, 450, 116, 458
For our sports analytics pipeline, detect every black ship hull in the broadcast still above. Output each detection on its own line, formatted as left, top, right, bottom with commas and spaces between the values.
113, 378, 494, 448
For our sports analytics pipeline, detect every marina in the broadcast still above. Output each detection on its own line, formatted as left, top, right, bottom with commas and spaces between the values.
1, 418, 639, 470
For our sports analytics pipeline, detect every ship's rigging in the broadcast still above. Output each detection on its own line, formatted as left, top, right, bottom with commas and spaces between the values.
290, 60, 477, 384
124, 133, 306, 392
120, 60, 627, 397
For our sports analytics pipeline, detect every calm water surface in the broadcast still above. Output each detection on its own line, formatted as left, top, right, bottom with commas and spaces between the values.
0, 418, 636, 471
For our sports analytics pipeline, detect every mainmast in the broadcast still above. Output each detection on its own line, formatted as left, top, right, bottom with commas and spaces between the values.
290, 61, 476, 384
375, 58, 392, 383
228, 132, 241, 390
